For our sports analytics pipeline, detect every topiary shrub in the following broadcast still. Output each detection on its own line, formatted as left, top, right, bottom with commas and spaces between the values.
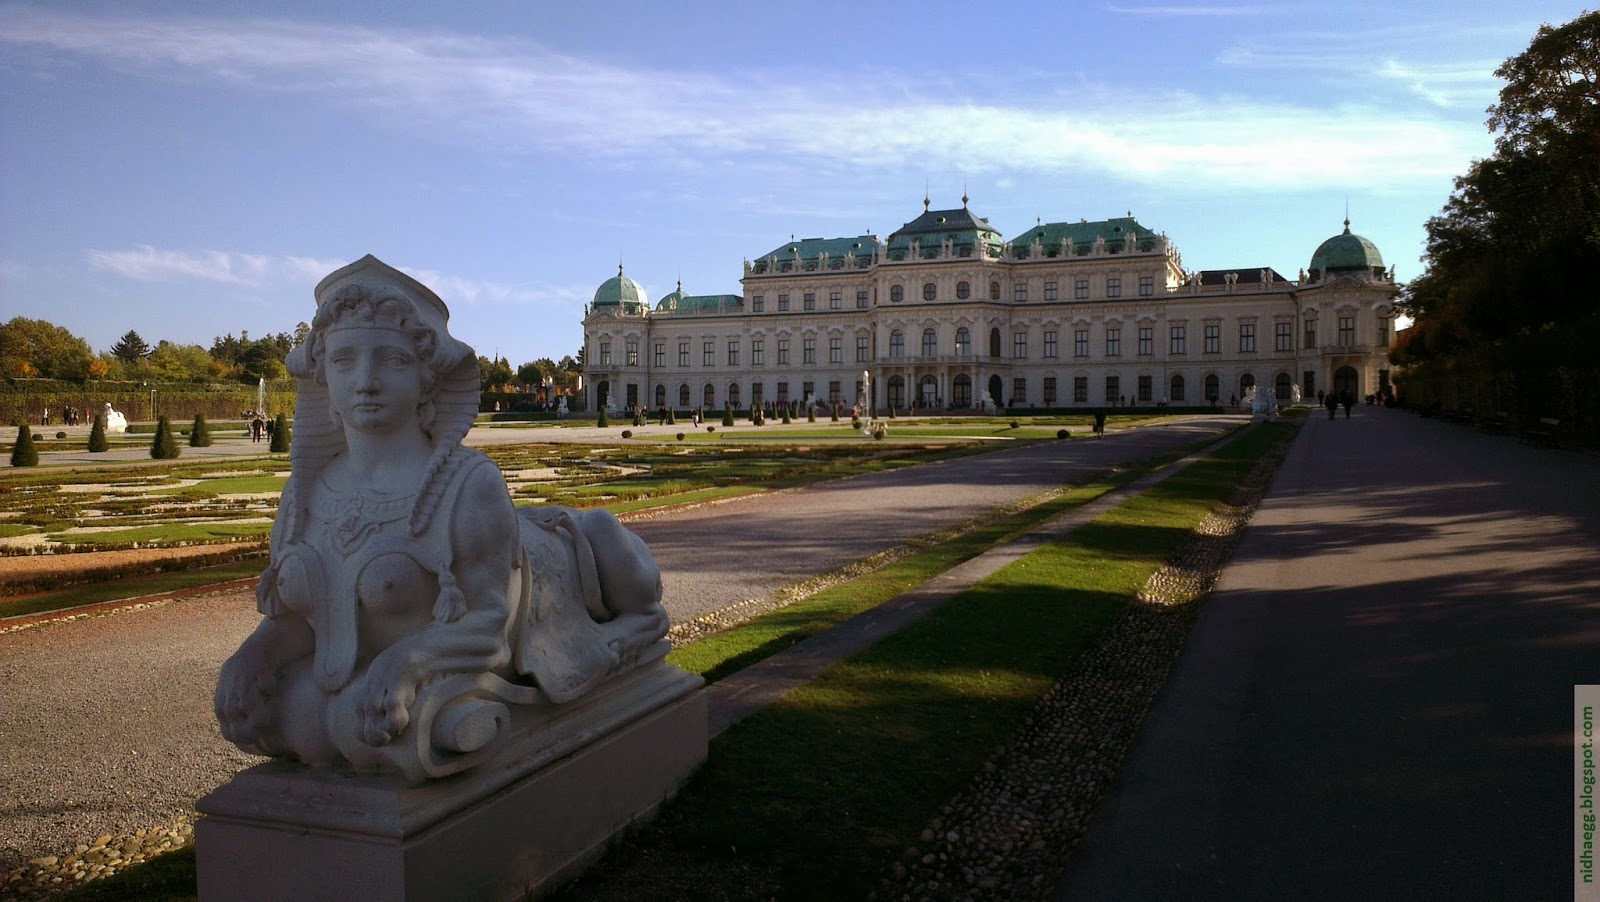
852, 418, 862, 430
621, 429, 633, 438
189, 413, 213, 447
807, 406, 816, 423
722, 408, 734, 427
598, 409, 610, 428
10, 424, 39, 467
150, 415, 181, 460
676, 432, 685, 441
706, 426, 716, 433
1010, 420, 1020, 429
831, 404, 840, 422
88, 417, 108, 452
55, 431, 66, 440
1057, 429, 1070, 439
269, 413, 290, 452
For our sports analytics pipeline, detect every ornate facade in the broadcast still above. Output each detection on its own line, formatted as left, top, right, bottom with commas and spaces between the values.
582, 196, 1398, 414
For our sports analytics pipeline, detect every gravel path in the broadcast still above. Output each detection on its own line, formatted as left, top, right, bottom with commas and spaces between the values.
0, 416, 1240, 896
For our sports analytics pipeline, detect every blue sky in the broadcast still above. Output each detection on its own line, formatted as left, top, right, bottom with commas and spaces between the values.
1, 1, 1588, 366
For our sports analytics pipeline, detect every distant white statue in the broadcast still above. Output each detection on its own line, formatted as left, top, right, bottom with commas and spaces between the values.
215, 256, 669, 782
102, 402, 127, 434
1251, 385, 1276, 418
977, 391, 997, 414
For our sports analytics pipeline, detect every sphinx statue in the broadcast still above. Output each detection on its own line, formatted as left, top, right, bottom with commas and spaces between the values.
214, 255, 669, 782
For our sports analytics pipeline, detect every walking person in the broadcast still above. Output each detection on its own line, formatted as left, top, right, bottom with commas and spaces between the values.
1341, 393, 1353, 419
1325, 392, 1338, 420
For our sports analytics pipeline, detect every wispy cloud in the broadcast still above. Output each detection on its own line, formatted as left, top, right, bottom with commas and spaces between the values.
86, 246, 272, 284
4, 7, 1489, 190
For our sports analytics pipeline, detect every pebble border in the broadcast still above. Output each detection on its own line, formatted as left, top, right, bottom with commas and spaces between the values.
872, 424, 1295, 901
3, 821, 193, 901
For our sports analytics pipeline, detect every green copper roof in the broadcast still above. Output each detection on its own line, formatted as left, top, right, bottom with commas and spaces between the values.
592, 264, 649, 313
1006, 217, 1159, 259
885, 205, 1004, 260
656, 286, 743, 313
1309, 221, 1384, 274
751, 235, 881, 274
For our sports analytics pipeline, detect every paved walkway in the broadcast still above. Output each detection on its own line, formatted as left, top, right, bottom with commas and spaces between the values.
1058, 405, 1600, 900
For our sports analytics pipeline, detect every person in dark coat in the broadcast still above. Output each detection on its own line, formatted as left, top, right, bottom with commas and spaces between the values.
1341, 393, 1353, 418
1325, 393, 1338, 420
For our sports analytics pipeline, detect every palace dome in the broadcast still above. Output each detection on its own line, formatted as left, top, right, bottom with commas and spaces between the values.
592, 265, 648, 313
1310, 221, 1384, 275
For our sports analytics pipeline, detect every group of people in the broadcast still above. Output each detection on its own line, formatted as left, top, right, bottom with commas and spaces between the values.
1320, 390, 1355, 419
37, 407, 91, 426
243, 409, 276, 442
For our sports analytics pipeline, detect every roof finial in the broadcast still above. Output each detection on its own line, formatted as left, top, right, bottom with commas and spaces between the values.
962, 179, 969, 209
1344, 199, 1351, 234
924, 179, 930, 212
617, 262, 624, 277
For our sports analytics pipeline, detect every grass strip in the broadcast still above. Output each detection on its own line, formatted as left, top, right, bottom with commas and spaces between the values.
0, 557, 265, 621
559, 423, 1291, 900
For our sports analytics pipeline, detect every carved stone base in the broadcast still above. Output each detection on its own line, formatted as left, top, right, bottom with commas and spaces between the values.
196, 663, 706, 901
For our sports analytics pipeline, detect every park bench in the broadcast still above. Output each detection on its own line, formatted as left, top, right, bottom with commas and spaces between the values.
1480, 411, 1513, 435
1440, 404, 1476, 425
1519, 417, 1561, 447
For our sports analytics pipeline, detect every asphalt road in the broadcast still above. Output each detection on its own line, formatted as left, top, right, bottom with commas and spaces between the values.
0, 415, 1242, 874
1059, 405, 1600, 901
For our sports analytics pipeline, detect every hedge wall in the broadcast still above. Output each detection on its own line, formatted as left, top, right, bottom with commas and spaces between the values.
0, 379, 296, 426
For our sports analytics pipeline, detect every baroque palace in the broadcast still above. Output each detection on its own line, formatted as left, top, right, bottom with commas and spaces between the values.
581, 195, 1398, 415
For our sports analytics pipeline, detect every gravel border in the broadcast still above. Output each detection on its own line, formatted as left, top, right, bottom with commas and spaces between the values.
871, 423, 1296, 901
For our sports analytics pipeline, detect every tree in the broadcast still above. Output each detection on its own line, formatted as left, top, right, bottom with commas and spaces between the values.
148, 342, 217, 382
189, 413, 213, 447
88, 415, 108, 452
0, 318, 95, 380
150, 416, 180, 459
269, 413, 290, 452
110, 330, 152, 364
518, 358, 557, 393
10, 425, 38, 467
478, 355, 514, 393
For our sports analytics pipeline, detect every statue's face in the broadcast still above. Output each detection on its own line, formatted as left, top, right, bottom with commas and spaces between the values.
324, 326, 426, 435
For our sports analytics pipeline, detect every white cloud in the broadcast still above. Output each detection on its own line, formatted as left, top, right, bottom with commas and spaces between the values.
85, 246, 270, 284
3, 7, 1491, 191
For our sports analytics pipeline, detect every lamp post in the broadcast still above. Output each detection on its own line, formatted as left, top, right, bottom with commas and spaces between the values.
150, 388, 157, 421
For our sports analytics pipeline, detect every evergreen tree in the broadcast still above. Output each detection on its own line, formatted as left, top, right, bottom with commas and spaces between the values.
598, 408, 610, 428
110, 329, 152, 364
722, 407, 735, 427
88, 415, 108, 452
189, 413, 213, 447
807, 405, 817, 423
831, 404, 840, 422
269, 413, 290, 452
150, 415, 181, 460
10, 424, 38, 467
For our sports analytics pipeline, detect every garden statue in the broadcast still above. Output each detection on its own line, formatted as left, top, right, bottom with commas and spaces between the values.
102, 402, 128, 434
214, 255, 670, 782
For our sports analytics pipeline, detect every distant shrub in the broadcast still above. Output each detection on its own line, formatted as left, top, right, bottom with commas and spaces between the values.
269, 413, 290, 452
55, 431, 67, 440
88, 417, 108, 452
1009, 420, 1020, 429
598, 409, 610, 428
621, 429, 633, 438
189, 413, 213, 447
676, 432, 686, 441
707, 426, 716, 433
721, 408, 734, 427
10, 424, 38, 467
1056, 429, 1070, 439
150, 416, 181, 460
852, 418, 862, 430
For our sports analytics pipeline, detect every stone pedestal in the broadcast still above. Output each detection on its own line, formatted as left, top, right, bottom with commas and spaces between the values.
197, 663, 705, 901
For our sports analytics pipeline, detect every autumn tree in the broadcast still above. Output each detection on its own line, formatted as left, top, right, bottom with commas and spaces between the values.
0, 318, 95, 380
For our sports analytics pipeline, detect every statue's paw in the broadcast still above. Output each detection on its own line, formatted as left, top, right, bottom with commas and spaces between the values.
358, 682, 416, 747
216, 667, 273, 743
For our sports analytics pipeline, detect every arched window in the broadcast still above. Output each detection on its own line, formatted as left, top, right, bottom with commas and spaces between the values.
888, 375, 906, 410
922, 328, 937, 357
989, 327, 1002, 358
957, 281, 970, 300
727, 383, 741, 410
890, 284, 904, 303
923, 282, 937, 301
704, 383, 716, 409
1275, 372, 1292, 400
655, 385, 666, 407
990, 281, 1001, 300
890, 330, 905, 358
919, 374, 937, 404
1204, 374, 1220, 402
953, 374, 972, 407
1170, 374, 1186, 402
955, 327, 971, 356
678, 384, 691, 408
1240, 374, 1256, 399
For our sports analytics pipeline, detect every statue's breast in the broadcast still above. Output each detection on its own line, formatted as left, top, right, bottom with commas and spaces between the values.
357, 551, 436, 616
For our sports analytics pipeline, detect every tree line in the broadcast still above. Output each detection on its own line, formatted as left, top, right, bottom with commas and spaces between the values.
1392, 10, 1598, 443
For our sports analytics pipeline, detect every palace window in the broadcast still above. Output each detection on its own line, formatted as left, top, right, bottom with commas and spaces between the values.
1013, 377, 1026, 405
1275, 322, 1292, 351
1107, 278, 1121, 298
890, 285, 904, 303
751, 381, 764, 406
1171, 374, 1186, 402
1075, 279, 1089, 299
1014, 283, 1028, 302
803, 337, 816, 364
1239, 323, 1257, 352
752, 295, 764, 313
679, 384, 690, 407
1043, 377, 1058, 405
1339, 316, 1356, 347
955, 327, 971, 355
1204, 324, 1220, 354
857, 334, 870, 362
1105, 375, 1120, 404
1137, 327, 1153, 356
829, 336, 842, 364
1073, 329, 1087, 358
829, 380, 841, 404
990, 281, 1001, 300
1013, 331, 1028, 359
1305, 320, 1317, 349
1170, 326, 1186, 355
803, 292, 816, 311
1138, 374, 1152, 402
654, 342, 664, 368
626, 341, 638, 366
1044, 281, 1058, 301
727, 339, 740, 366
1047, 329, 1062, 358
1074, 376, 1089, 403
599, 341, 611, 366
829, 290, 841, 310
702, 341, 714, 367
1205, 373, 1220, 402
1377, 316, 1390, 344
778, 293, 790, 311
679, 341, 690, 367
857, 289, 869, 309
777, 381, 789, 405
751, 339, 764, 366
889, 330, 904, 358
957, 281, 970, 299
802, 380, 814, 402
922, 329, 937, 357
777, 338, 791, 365
1139, 275, 1154, 297
924, 282, 937, 301
729, 383, 741, 409
1106, 327, 1121, 357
